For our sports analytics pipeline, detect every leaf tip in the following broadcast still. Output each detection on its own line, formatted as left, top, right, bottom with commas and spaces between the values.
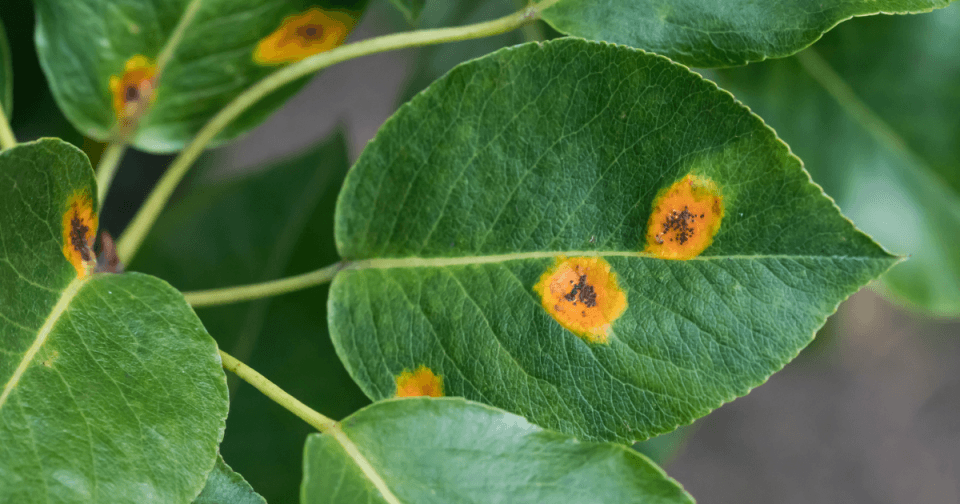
533, 257, 627, 344
253, 8, 355, 66
644, 174, 724, 260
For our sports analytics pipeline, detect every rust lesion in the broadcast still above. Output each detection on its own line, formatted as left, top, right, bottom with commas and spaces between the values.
645, 174, 724, 260
61, 192, 98, 278
395, 365, 443, 398
254, 8, 355, 65
108, 55, 157, 133
534, 257, 627, 344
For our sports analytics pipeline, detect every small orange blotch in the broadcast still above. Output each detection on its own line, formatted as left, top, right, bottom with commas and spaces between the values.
395, 365, 443, 398
644, 174, 723, 260
108, 55, 157, 128
61, 191, 98, 279
533, 257, 627, 344
254, 8, 355, 65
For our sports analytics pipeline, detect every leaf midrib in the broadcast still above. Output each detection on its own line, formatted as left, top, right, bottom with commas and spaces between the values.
345, 251, 893, 270
0, 276, 86, 410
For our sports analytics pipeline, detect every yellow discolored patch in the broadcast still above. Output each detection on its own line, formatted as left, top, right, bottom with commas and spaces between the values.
533, 257, 627, 344
61, 191, 98, 278
644, 174, 724, 260
108, 55, 157, 128
253, 8, 355, 65
395, 365, 443, 398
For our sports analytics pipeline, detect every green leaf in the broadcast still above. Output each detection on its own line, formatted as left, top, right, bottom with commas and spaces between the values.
540, 0, 955, 68
0, 139, 229, 503
193, 456, 266, 504
0, 18, 11, 117
302, 397, 693, 503
131, 133, 369, 504
389, 0, 426, 22
713, 3, 960, 315
330, 39, 897, 443
34, 0, 367, 153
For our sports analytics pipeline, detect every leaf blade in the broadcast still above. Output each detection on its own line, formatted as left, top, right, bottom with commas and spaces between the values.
301, 398, 694, 504
0, 139, 229, 503
540, 0, 955, 67
330, 39, 897, 443
33, 0, 367, 152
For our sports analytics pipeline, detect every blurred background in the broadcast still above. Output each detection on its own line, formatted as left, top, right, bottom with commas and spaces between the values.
2, 0, 958, 502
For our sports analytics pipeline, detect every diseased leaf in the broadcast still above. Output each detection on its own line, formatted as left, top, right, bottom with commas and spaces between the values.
193, 456, 266, 504
0, 18, 11, 117
540, 0, 955, 68
33, 0, 367, 153
389, 0, 426, 23
329, 39, 897, 443
714, 3, 960, 315
131, 133, 369, 503
0, 139, 229, 503
302, 397, 693, 504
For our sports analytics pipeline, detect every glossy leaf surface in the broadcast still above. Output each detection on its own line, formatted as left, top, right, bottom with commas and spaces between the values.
541, 0, 954, 67
0, 139, 229, 503
714, 3, 960, 315
193, 456, 265, 504
330, 39, 897, 443
34, 0, 366, 153
0, 18, 11, 116
131, 133, 369, 503
302, 397, 693, 503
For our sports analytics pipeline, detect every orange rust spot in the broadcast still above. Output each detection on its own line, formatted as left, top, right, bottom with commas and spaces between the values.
395, 365, 443, 398
644, 174, 723, 260
108, 55, 157, 129
533, 257, 627, 344
61, 192, 98, 279
253, 8, 354, 65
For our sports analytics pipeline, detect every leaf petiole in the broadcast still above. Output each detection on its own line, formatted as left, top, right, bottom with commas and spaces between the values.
0, 106, 15, 149
94, 142, 128, 206
183, 262, 344, 307
218, 349, 337, 433
115, 0, 562, 264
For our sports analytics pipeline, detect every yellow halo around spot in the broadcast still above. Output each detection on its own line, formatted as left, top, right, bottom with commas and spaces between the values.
395, 365, 443, 398
533, 256, 627, 344
61, 191, 97, 279
254, 8, 355, 65
108, 54, 156, 125
644, 174, 723, 260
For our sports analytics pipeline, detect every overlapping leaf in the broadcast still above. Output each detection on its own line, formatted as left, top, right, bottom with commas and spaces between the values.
302, 397, 693, 503
714, 3, 960, 315
131, 133, 369, 503
193, 456, 265, 504
0, 139, 228, 503
330, 39, 897, 443
540, 0, 955, 67
34, 0, 366, 153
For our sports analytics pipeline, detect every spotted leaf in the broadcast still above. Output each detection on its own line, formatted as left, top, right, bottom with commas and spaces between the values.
329, 39, 898, 443
0, 139, 229, 503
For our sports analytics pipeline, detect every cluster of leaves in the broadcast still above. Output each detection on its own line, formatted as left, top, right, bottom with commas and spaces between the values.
1, 0, 957, 502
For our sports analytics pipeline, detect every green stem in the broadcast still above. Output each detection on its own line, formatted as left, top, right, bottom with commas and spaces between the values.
184, 262, 344, 307
95, 142, 128, 206
115, 0, 562, 264
0, 106, 15, 149
219, 349, 337, 432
